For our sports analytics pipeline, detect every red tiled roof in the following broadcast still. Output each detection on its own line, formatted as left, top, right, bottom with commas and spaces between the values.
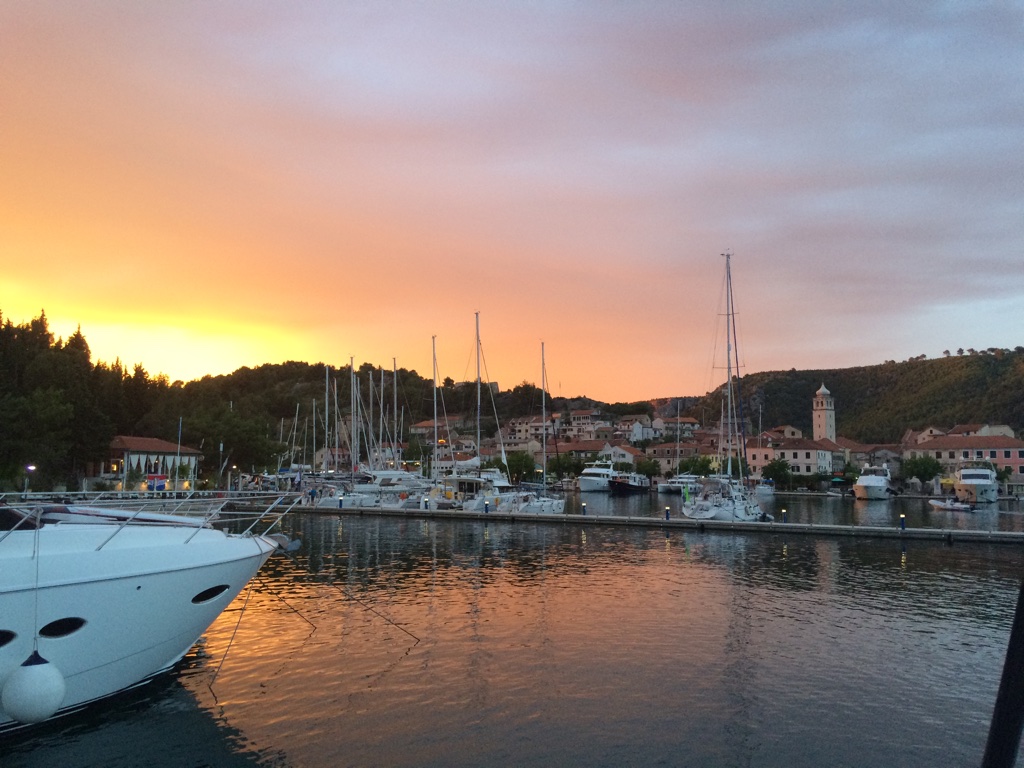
110, 435, 202, 455
909, 435, 1024, 450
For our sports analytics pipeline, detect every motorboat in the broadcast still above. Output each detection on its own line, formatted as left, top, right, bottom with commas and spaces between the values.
657, 474, 701, 495
608, 472, 651, 495
0, 496, 294, 733
953, 463, 999, 504
852, 464, 892, 500
578, 461, 617, 492
929, 498, 975, 512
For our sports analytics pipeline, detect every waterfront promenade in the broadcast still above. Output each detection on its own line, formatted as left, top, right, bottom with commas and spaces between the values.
286, 497, 1024, 546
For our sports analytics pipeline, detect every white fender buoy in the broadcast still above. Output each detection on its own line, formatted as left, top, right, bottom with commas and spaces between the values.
1, 650, 67, 724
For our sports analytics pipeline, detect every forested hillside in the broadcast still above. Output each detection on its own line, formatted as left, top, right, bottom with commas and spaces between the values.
685, 349, 1024, 443
1, 310, 1020, 489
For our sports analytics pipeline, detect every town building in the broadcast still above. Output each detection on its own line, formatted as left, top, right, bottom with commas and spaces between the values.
106, 435, 203, 492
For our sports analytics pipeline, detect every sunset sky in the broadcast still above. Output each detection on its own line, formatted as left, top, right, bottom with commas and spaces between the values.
3, 3, 1021, 402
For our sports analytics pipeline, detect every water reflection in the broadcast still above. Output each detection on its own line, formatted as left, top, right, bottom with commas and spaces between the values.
564, 490, 1023, 532
5, 510, 1022, 768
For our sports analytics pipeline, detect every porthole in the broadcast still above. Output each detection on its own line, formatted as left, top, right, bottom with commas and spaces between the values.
191, 584, 230, 604
39, 617, 86, 638
0, 630, 15, 648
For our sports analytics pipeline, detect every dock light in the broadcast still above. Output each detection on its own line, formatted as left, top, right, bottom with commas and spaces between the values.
581, 502, 587, 516
782, 508, 787, 524
665, 506, 671, 520
23, 465, 35, 494
484, 500, 489, 514
339, 495, 344, 509
900, 513, 906, 531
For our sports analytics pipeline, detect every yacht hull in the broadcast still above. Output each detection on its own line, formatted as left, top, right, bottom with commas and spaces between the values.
0, 523, 276, 732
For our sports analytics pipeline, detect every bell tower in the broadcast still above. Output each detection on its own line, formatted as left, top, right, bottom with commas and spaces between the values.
813, 383, 835, 443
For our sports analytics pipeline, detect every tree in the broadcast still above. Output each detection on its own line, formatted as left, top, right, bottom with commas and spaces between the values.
549, 453, 584, 479
679, 455, 714, 476
635, 458, 661, 479
504, 451, 536, 484
761, 458, 793, 490
900, 456, 942, 484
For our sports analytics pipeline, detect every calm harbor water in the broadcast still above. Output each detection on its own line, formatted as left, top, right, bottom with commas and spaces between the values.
568, 490, 1024, 532
6, 495, 1024, 767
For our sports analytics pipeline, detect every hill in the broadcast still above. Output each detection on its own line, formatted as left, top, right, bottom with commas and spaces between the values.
681, 349, 1024, 443
2, 310, 1020, 490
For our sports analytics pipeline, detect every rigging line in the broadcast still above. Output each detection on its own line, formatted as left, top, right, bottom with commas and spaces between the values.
32, 507, 42, 650
255, 572, 318, 629
209, 578, 257, 687
325, 577, 421, 644
275, 546, 421, 644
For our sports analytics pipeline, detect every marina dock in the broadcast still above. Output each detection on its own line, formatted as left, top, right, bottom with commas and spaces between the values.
285, 502, 1024, 545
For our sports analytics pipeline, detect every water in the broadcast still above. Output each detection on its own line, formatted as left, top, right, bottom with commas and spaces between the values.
5, 498, 1024, 767
571, 491, 1024, 532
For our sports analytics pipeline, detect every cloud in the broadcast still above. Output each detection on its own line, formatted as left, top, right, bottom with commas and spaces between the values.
2, 2, 1021, 400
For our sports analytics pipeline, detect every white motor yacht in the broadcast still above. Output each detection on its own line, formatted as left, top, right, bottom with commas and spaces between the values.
578, 461, 616, 492
0, 497, 291, 732
953, 463, 999, 504
657, 474, 701, 495
852, 464, 892, 500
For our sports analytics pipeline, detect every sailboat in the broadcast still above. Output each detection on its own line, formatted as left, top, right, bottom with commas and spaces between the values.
682, 252, 772, 523
510, 342, 566, 514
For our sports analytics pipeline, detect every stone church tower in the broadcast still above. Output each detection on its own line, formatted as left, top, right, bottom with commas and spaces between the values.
813, 383, 836, 443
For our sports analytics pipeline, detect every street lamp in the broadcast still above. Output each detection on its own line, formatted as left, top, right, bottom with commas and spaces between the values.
24, 464, 35, 494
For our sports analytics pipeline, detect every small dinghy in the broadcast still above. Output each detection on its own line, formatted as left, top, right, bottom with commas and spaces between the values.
929, 499, 974, 512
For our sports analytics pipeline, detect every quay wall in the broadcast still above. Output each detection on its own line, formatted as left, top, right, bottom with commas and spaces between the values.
282, 503, 1024, 546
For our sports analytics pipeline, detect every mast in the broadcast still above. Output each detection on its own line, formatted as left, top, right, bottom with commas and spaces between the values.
323, 365, 330, 473
432, 336, 438, 481
349, 357, 357, 473
475, 311, 481, 472
379, 366, 385, 468
541, 341, 547, 487
393, 357, 399, 470
725, 250, 749, 480
724, 252, 734, 478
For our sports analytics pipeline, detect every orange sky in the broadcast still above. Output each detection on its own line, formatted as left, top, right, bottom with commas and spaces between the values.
3, 4, 1021, 401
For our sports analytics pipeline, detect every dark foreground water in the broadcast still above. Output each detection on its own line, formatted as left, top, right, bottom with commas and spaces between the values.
5, 502, 1024, 768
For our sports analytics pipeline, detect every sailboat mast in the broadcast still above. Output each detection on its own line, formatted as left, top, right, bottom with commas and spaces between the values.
725, 250, 750, 480
475, 311, 481, 472
393, 357, 398, 470
349, 357, 357, 473
541, 341, 547, 486
432, 336, 438, 481
724, 251, 734, 478
323, 365, 329, 473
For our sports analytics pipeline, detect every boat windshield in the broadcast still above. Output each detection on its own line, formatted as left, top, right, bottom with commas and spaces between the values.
0, 507, 39, 531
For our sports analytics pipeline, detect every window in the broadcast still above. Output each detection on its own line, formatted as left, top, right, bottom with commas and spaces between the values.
935, 451, 942, 459
963, 451, 970, 459
1005, 451, 1012, 459
1019, 450, 1024, 459
949, 452, 955, 459
805, 465, 811, 473
805, 452, 811, 459
976, 450, 984, 459
990, 450, 997, 459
